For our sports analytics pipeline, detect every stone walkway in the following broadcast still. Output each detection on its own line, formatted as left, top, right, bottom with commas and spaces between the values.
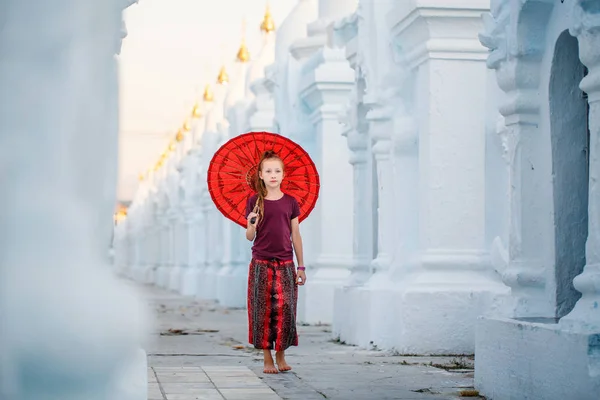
133, 281, 481, 400
148, 366, 281, 400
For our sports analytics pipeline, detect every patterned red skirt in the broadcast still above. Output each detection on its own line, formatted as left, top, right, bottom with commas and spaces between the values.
247, 258, 298, 351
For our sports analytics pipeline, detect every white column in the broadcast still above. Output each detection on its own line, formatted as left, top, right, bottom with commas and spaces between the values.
193, 197, 209, 298
155, 202, 170, 288
390, 112, 419, 274
0, 1, 147, 398
358, 99, 400, 349
365, 103, 394, 275
169, 210, 186, 292
134, 207, 152, 283
179, 206, 203, 296
477, 0, 555, 318
197, 192, 219, 300
217, 224, 248, 308
299, 55, 355, 323
330, 11, 376, 344
561, 4, 600, 331
346, 127, 372, 282
388, 0, 508, 354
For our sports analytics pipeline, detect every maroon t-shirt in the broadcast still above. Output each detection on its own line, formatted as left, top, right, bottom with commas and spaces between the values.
245, 193, 300, 261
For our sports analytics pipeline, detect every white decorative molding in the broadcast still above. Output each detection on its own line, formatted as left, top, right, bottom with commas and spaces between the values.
388, 2, 490, 70
477, 0, 556, 318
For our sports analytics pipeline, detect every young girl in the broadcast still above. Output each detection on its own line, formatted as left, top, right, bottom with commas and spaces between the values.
245, 150, 307, 374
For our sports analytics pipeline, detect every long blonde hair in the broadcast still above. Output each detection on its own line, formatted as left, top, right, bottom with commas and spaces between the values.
255, 150, 284, 227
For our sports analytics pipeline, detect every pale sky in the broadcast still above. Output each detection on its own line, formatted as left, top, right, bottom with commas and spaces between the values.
118, 0, 297, 202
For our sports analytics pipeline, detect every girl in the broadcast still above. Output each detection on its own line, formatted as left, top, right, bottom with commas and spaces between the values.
245, 150, 307, 374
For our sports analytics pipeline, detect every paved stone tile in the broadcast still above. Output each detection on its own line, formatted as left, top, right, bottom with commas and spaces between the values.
211, 382, 267, 389
161, 383, 217, 394
202, 366, 249, 371
154, 367, 202, 371
164, 391, 223, 400
156, 372, 212, 383
219, 388, 281, 400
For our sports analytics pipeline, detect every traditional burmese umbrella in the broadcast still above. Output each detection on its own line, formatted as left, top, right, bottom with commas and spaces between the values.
207, 131, 320, 228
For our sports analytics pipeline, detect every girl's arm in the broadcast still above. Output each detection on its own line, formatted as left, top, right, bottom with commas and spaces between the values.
246, 224, 256, 241
246, 205, 258, 241
291, 217, 304, 266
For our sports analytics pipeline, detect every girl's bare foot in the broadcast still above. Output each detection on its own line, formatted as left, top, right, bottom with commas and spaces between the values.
275, 350, 292, 372
263, 350, 278, 374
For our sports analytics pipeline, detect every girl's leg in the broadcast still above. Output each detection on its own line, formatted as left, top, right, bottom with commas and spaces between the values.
275, 350, 291, 372
263, 349, 278, 374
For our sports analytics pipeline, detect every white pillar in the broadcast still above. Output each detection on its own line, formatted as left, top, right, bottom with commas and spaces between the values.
197, 192, 220, 300
155, 201, 170, 288
168, 209, 186, 292
299, 51, 355, 323
178, 207, 199, 295
193, 197, 209, 298
388, 0, 508, 354
346, 125, 373, 283
561, 5, 600, 331
477, 0, 556, 318
390, 112, 419, 274
330, 10, 376, 344
359, 99, 399, 349
366, 102, 394, 275
0, 1, 148, 398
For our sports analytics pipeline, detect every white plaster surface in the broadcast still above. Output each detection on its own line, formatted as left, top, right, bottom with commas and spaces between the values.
0, 1, 149, 398
476, 317, 600, 400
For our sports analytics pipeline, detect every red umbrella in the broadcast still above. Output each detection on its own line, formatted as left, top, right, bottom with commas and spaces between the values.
207, 131, 320, 228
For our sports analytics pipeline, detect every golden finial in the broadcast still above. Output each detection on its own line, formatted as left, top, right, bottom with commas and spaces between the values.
192, 102, 202, 118
237, 19, 250, 62
203, 84, 214, 102
168, 141, 176, 152
261, 2, 275, 33
183, 119, 191, 132
138, 173, 145, 181
114, 207, 128, 223
176, 130, 184, 142
237, 40, 250, 63
217, 65, 229, 85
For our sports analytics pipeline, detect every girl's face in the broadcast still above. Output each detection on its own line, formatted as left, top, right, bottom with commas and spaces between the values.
259, 159, 284, 189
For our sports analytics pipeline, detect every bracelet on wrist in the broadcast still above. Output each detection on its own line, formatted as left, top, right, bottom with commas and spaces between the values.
297, 266, 306, 271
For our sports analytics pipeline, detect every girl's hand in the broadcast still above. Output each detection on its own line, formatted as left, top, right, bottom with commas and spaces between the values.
296, 270, 306, 286
247, 205, 259, 228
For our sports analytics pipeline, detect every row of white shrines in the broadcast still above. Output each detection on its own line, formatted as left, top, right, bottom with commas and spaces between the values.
114, 1, 600, 398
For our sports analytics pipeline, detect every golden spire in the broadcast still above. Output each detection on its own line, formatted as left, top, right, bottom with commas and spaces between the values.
237, 39, 250, 63
217, 65, 229, 85
114, 206, 128, 224
237, 19, 250, 62
168, 140, 176, 152
138, 173, 145, 181
203, 84, 214, 102
261, 2, 275, 33
175, 129, 184, 142
192, 102, 202, 118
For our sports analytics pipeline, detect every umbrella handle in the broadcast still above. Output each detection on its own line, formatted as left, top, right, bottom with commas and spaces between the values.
249, 202, 259, 225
